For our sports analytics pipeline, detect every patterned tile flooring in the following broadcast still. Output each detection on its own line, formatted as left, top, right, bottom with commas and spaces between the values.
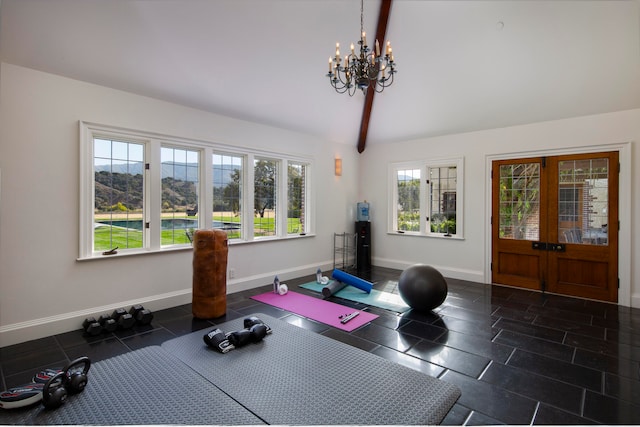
1, 267, 639, 425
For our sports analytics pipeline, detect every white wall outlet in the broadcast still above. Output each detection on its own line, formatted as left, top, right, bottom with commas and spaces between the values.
228, 268, 235, 279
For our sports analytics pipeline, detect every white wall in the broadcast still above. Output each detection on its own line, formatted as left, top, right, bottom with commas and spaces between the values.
360, 109, 639, 308
1, 62, 638, 348
0, 63, 359, 347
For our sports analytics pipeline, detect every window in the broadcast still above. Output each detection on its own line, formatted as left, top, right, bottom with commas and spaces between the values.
253, 158, 278, 238
287, 162, 308, 235
396, 168, 421, 232
389, 157, 464, 238
93, 137, 145, 252
79, 122, 313, 259
161, 146, 200, 246
213, 153, 243, 239
428, 166, 457, 236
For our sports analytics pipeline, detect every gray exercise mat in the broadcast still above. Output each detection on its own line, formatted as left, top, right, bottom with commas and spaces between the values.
162, 313, 461, 425
0, 346, 265, 425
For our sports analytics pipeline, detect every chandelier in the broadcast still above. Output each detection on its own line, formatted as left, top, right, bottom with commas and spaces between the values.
326, 0, 396, 96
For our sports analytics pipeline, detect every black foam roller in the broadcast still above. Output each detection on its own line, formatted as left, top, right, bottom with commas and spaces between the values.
321, 280, 348, 297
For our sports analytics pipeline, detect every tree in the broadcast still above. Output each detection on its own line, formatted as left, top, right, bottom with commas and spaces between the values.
222, 169, 241, 214
397, 179, 420, 213
254, 160, 276, 218
287, 164, 302, 219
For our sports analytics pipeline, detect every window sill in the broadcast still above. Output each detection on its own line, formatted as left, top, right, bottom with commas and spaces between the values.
77, 233, 315, 261
387, 231, 464, 241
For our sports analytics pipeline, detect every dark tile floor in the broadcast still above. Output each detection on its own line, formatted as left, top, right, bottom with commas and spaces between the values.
1, 266, 639, 425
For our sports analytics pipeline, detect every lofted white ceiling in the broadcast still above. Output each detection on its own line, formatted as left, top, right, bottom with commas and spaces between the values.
1, 0, 639, 150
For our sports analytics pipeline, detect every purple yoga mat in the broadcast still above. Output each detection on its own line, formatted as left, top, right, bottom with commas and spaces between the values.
251, 291, 378, 332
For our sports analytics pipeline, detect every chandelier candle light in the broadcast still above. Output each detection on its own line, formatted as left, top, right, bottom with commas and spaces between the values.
327, 0, 396, 96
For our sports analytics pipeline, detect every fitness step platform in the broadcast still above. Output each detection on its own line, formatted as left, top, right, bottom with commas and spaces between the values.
0, 313, 460, 425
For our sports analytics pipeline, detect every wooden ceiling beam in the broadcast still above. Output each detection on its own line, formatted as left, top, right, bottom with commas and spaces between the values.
357, 0, 393, 154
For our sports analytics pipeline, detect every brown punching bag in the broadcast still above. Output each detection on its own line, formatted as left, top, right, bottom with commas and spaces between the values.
192, 229, 228, 319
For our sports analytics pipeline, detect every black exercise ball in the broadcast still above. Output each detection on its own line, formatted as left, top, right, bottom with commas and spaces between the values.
398, 265, 448, 312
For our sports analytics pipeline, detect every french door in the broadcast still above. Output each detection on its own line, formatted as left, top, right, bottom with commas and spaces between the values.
491, 152, 619, 302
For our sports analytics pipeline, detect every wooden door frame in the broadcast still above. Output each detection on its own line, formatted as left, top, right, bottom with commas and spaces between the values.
484, 142, 632, 307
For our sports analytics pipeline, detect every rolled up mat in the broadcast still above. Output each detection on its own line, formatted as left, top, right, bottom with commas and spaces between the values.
331, 269, 373, 293
321, 280, 348, 297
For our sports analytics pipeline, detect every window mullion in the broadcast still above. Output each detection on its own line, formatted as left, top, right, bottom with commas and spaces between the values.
79, 123, 94, 258
421, 165, 428, 234
279, 159, 288, 237
148, 140, 162, 250
303, 163, 312, 234
202, 147, 213, 230
245, 154, 255, 241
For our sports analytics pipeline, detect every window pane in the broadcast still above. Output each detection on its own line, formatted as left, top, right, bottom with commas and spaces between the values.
558, 158, 609, 245
498, 163, 540, 241
288, 162, 306, 234
213, 153, 243, 239
396, 169, 420, 231
254, 158, 277, 237
429, 166, 457, 235
93, 138, 145, 251
161, 146, 199, 246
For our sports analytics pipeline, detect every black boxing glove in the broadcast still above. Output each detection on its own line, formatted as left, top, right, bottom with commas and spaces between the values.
243, 316, 273, 334
228, 323, 268, 347
203, 328, 234, 353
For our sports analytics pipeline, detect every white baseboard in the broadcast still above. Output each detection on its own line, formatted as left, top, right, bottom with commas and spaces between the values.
0, 261, 334, 348
373, 257, 485, 284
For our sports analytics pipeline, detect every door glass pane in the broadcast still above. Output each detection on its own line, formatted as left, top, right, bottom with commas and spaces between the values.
558, 158, 608, 245
499, 163, 540, 241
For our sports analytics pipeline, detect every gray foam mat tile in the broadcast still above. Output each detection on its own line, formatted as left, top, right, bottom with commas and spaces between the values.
162, 313, 461, 425
0, 346, 266, 425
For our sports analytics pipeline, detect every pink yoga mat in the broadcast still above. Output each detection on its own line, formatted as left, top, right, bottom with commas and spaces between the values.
251, 291, 378, 332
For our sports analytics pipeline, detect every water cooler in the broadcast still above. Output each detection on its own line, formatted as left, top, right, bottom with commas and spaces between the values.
356, 202, 371, 272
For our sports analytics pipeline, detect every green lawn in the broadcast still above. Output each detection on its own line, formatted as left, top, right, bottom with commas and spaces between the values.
94, 216, 302, 251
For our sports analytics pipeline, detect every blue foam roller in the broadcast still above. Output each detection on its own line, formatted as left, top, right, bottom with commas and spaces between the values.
331, 269, 373, 294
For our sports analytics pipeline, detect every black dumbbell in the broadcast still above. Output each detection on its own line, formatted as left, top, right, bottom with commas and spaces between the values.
82, 317, 102, 336
98, 314, 117, 332
129, 305, 153, 325
111, 308, 135, 330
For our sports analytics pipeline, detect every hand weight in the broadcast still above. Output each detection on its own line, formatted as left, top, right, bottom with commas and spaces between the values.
81, 317, 102, 336
111, 308, 135, 330
129, 305, 153, 325
98, 314, 117, 332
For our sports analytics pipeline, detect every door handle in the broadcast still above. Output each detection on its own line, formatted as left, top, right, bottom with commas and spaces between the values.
531, 242, 565, 252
